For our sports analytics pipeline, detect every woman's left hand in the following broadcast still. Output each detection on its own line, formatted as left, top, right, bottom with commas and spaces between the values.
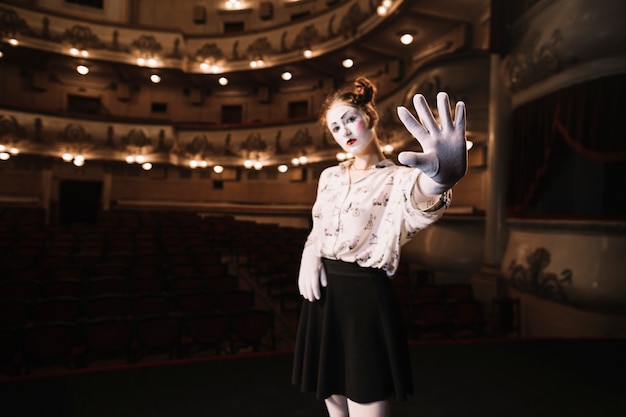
396, 92, 467, 189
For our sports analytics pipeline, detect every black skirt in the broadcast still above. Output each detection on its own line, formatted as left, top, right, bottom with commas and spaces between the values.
291, 258, 413, 403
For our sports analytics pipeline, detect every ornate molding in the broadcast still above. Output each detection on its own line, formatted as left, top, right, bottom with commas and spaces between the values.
507, 247, 573, 305
0, 0, 403, 73
0, 6, 29, 38
0, 114, 26, 142
504, 29, 577, 92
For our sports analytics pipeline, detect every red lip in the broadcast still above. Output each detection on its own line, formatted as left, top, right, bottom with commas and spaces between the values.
346, 138, 356, 145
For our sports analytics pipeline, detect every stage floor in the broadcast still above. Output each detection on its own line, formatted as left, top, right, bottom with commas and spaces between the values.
1, 338, 625, 417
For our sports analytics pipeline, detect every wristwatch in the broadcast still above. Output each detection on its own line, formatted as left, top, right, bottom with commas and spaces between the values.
421, 189, 452, 213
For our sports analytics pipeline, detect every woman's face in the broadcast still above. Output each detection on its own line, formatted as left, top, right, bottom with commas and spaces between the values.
326, 104, 375, 155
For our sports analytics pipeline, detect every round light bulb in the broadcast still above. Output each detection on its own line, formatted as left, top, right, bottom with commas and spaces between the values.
400, 33, 414, 45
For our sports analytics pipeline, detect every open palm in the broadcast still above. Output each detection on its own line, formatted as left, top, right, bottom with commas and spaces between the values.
396, 92, 468, 189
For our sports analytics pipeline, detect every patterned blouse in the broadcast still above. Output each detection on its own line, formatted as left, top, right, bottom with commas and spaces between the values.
304, 159, 450, 277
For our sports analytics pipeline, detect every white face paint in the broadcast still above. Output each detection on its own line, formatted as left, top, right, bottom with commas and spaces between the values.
326, 104, 375, 155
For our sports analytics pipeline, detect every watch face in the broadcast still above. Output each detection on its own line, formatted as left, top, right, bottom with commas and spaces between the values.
326, 104, 375, 155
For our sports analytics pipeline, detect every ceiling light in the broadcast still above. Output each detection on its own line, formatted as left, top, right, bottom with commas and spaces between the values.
376, 5, 388, 16
0, 51, 3, 58
135, 155, 146, 164
218, 76, 229, 86
243, 159, 254, 169
400, 33, 414, 45
150, 74, 161, 83
225, 0, 243, 9
277, 164, 288, 173
0, 152, 10, 161
70, 48, 79, 56
73, 155, 85, 166
253, 161, 263, 170
62, 153, 73, 162
298, 156, 308, 165
303, 49, 312, 58
281, 71, 292, 81
189, 159, 198, 168
213, 165, 224, 173
249, 59, 264, 68
76, 65, 89, 75
8, 38, 18, 46
342, 58, 354, 68
125, 155, 135, 164
142, 162, 152, 170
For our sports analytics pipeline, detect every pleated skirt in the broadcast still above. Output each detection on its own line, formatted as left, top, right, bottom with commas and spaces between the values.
291, 258, 413, 403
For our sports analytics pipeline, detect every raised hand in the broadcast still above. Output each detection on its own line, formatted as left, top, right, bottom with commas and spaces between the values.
396, 92, 467, 189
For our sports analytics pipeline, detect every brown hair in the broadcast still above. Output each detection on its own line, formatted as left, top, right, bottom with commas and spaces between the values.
320, 77, 378, 127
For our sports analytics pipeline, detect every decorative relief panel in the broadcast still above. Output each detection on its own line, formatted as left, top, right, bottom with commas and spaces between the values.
504, 29, 577, 92
507, 247, 573, 304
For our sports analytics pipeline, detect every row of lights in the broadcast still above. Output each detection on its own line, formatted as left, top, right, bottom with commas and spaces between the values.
0, 144, 20, 161
188, 158, 293, 173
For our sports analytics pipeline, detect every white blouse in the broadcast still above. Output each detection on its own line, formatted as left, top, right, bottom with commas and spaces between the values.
304, 159, 450, 277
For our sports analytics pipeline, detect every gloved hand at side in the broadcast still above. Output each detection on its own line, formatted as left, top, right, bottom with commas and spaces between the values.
298, 243, 327, 302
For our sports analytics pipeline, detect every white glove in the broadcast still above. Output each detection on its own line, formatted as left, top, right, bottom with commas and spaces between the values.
397, 92, 468, 190
297, 244, 327, 302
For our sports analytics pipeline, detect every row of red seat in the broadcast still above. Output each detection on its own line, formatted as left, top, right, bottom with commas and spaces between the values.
0, 309, 275, 376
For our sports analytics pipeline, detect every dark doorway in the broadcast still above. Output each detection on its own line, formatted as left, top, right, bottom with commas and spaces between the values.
58, 180, 103, 225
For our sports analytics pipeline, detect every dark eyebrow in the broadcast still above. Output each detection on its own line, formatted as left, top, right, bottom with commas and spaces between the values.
328, 110, 352, 126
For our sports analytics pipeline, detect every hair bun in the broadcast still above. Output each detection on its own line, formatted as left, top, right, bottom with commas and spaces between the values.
353, 77, 376, 106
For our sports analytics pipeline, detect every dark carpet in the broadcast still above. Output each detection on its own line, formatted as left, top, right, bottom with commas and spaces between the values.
1, 338, 625, 417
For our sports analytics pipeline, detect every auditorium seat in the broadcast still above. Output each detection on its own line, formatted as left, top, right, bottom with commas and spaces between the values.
413, 285, 444, 303
0, 327, 21, 375
443, 284, 474, 302
230, 309, 275, 353
80, 317, 135, 366
40, 279, 83, 299
411, 301, 450, 339
0, 300, 31, 328
169, 276, 207, 294
86, 275, 129, 297
216, 290, 255, 313
22, 321, 79, 373
183, 312, 232, 357
31, 297, 82, 324
0, 280, 39, 302
128, 277, 166, 295
133, 315, 183, 362
448, 300, 486, 337
175, 292, 219, 316
84, 294, 131, 319
206, 275, 239, 292
131, 293, 173, 317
